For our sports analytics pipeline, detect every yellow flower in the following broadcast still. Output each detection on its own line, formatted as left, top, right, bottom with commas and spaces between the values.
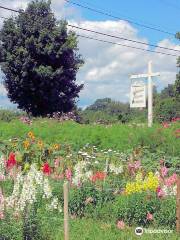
37, 140, 44, 149
53, 144, 60, 150
28, 131, 35, 140
23, 140, 30, 150
12, 142, 17, 147
125, 172, 159, 195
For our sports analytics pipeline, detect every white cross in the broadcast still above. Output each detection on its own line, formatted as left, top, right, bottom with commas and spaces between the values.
130, 61, 160, 127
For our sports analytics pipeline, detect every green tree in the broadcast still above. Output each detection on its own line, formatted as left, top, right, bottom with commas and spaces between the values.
0, 0, 83, 116
175, 33, 180, 99
154, 98, 180, 122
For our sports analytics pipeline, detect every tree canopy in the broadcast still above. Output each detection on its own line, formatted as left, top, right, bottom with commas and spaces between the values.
0, 0, 84, 116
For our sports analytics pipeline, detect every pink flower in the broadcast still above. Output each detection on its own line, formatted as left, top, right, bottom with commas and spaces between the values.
162, 122, 169, 128
65, 168, 72, 181
117, 220, 125, 230
0, 212, 4, 219
0, 175, 5, 181
134, 160, 141, 170
128, 161, 140, 175
165, 173, 177, 187
161, 166, 168, 177
159, 159, 164, 165
156, 186, 165, 198
147, 212, 153, 221
54, 158, 60, 168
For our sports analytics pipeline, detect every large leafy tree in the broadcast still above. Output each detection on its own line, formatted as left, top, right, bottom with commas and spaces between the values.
0, 0, 83, 116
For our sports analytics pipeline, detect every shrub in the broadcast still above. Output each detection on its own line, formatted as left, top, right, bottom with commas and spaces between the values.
114, 193, 161, 227
69, 185, 115, 217
154, 197, 176, 229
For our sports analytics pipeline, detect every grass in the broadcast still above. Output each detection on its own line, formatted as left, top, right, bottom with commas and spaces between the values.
52, 218, 180, 240
0, 119, 179, 156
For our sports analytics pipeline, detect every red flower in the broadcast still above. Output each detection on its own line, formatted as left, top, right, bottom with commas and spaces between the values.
6, 152, 17, 169
42, 162, 51, 175
91, 172, 106, 182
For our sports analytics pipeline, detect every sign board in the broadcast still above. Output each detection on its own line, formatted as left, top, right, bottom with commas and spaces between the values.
130, 82, 146, 108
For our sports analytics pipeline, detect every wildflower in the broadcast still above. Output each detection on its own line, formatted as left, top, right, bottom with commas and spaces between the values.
54, 158, 60, 168
165, 173, 177, 187
147, 212, 153, 221
162, 122, 169, 128
117, 220, 125, 230
20, 116, 32, 125
160, 166, 168, 177
159, 159, 164, 165
42, 162, 51, 175
37, 140, 44, 149
109, 164, 123, 175
91, 172, 106, 183
65, 168, 72, 182
128, 160, 141, 175
156, 186, 165, 198
28, 131, 35, 140
6, 153, 17, 169
53, 144, 60, 150
23, 140, 30, 150
0, 212, 4, 219
175, 129, 180, 138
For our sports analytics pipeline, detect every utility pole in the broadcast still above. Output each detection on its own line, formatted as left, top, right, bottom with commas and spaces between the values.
130, 61, 160, 127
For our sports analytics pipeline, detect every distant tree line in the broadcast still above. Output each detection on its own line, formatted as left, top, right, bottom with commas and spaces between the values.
78, 81, 180, 124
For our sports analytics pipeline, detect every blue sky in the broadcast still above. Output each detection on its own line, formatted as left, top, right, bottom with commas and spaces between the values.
0, 0, 179, 109
66, 0, 179, 44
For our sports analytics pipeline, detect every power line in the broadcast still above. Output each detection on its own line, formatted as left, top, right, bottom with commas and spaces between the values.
65, 0, 176, 36
68, 24, 180, 53
75, 0, 176, 33
0, 5, 21, 13
77, 34, 179, 57
0, 4, 179, 57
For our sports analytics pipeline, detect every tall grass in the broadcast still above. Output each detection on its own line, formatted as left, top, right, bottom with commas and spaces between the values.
0, 119, 179, 156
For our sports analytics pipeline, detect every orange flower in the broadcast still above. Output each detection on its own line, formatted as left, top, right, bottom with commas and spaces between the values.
53, 144, 60, 150
23, 140, 30, 149
37, 140, 44, 149
28, 131, 35, 140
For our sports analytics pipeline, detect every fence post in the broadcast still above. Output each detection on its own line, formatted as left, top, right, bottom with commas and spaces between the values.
64, 181, 69, 240
177, 175, 180, 233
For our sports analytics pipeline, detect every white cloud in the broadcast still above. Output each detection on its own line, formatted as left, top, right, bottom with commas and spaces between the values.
73, 20, 179, 106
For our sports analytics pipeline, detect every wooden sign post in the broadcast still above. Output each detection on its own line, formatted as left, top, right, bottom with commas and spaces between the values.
130, 61, 160, 127
177, 176, 180, 233
64, 181, 69, 240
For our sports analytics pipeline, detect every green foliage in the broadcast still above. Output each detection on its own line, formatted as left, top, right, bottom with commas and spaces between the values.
114, 193, 161, 227
0, 0, 83, 116
0, 119, 180, 156
0, 109, 25, 122
154, 98, 180, 122
69, 184, 114, 217
154, 197, 176, 229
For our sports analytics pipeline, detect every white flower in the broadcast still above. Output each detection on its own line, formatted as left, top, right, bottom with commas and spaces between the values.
109, 164, 123, 175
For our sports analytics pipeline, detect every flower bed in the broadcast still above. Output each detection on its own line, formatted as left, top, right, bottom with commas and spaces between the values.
0, 132, 179, 238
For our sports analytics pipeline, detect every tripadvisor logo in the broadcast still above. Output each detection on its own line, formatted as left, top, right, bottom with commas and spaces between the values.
135, 227, 144, 236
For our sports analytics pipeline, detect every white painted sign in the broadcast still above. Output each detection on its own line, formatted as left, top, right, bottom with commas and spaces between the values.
130, 82, 146, 108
